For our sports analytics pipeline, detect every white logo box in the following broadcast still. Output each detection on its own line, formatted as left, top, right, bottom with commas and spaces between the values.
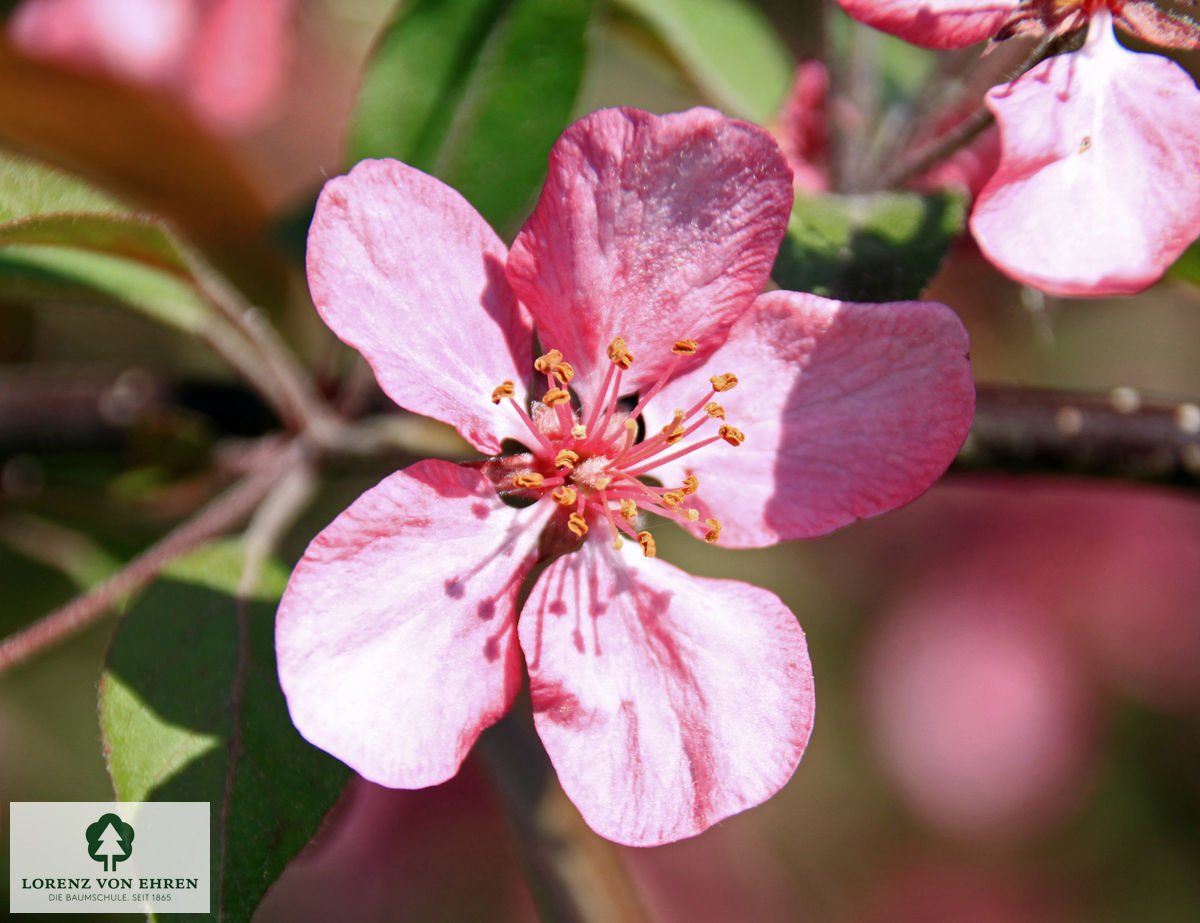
9, 802, 209, 914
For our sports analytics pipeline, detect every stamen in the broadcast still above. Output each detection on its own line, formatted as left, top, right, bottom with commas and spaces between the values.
681, 474, 699, 495
544, 388, 571, 407
636, 531, 657, 557
553, 486, 577, 505
671, 339, 698, 355
607, 337, 634, 369
551, 361, 575, 384
513, 473, 544, 489
685, 508, 700, 522
710, 373, 738, 392
491, 381, 515, 404
555, 449, 579, 470
705, 402, 725, 419
662, 490, 685, 509
704, 518, 722, 543
567, 511, 589, 537
718, 424, 745, 446
571, 424, 587, 440
620, 499, 637, 520
534, 349, 563, 374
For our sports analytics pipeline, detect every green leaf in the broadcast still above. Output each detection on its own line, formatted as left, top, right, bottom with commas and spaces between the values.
1166, 238, 1200, 286
772, 190, 967, 302
0, 150, 218, 332
349, 0, 593, 236
612, 0, 793, 123
100, 541, 350, 923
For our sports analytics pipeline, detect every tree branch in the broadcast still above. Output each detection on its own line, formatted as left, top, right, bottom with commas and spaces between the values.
954, 384, 1200, 487
0, 437, 304, 675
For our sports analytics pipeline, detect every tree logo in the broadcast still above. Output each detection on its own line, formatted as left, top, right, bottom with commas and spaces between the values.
85, 813, 135, 872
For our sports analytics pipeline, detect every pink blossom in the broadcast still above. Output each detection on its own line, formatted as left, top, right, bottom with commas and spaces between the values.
9, 0, 293, 132
275, 107, 975, 846
834, 1, 1200, 295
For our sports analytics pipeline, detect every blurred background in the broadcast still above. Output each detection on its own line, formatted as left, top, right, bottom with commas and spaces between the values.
1, 1, 1198, 920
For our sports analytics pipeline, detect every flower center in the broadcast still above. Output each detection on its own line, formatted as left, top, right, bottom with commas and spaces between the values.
489, 337, 743, 555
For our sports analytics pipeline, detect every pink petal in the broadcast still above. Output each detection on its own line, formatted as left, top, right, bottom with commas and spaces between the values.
10, 0, 196, 84
520, 542, 814, 846
833, 0, 1017, 49
185, 0, 293, 133
643, 291, 974, 548
276, 459, 546, 789
506, 107, 793, 404
971, 12, 1200, 295
307, 159, 534, 454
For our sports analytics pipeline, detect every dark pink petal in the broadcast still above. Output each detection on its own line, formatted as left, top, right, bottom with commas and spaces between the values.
773, 62, 832, 194
644, 291, 974, 548
834, 0, 1017, 49
971, 12, 1200, 295
185, 0, 293, 132
308, 159, 534, 454
506, 107, 793, 404
520, 542, 814, 846
276, 460, 546, 789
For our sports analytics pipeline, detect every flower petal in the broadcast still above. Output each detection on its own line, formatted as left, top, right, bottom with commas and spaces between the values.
644, 291, 974, 548
506, 107, 793, 404
276, 459, 545, 788
185, 0, 292, 132
970, 12, 1200, 295
834, 0, 1017, 49
520, 542, 814, 846
307, 159, 534, 454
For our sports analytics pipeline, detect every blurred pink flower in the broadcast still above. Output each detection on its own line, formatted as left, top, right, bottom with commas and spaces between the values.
864, 583, 1099, 840
275, 107, 974, 846
9, 0, 293, 132
834, 1, 1200, 295
861, 479, 1200, 841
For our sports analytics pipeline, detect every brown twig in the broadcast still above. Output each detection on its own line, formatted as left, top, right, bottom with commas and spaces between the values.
953, 383, 1200, 487
0, 437, 304, 675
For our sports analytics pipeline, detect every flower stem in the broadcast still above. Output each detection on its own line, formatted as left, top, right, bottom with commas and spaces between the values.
478, 712, 652, 923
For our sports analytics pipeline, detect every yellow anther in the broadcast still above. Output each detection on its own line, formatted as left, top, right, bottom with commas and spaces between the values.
551, 361, 575, 384
607, 337, 634, 369
704, 518, 722, 543
534, 349, 563, 373
660, 409, 685, 442
710, 373, 738, 392
491, 381, 515, 404
686, 508, 700, 522
612, 536, 625, 550
681, 474, 699, 495
662, 490, 685, 509
594, 476, 612, 490
671, 338, 698, 355
553, 486, 578, 506
637, 531, 657, 557
718, 424, 745, 446
705, 402, 725, 419
568, 512, 589, 537
571, 424, 588, 439
513, 473, 544, 489
555, 449, 579, 470
543, 388, 571, 406
620, 499, 637, 520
